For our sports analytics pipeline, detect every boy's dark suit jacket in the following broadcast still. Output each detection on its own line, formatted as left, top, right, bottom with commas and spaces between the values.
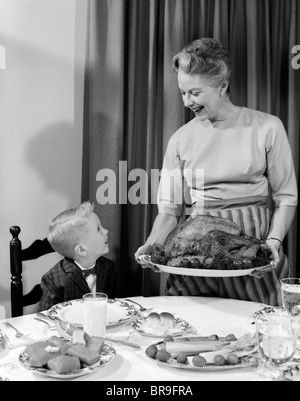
38, 256, 117, 311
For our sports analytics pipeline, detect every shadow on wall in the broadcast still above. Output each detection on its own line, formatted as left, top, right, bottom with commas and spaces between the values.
24, 122, 82, 209
0, 123, 81, 315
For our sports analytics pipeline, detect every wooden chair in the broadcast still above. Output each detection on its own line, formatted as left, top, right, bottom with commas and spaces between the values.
10, 226, 55, 317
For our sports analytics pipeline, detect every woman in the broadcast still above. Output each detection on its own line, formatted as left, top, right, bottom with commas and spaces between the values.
135, 38, 297, 306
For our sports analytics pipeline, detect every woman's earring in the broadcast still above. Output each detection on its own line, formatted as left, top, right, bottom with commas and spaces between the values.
219, 89, 222, 97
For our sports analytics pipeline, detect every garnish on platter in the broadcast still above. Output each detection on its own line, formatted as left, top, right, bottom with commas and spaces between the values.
145, 332, 259, 371
131, 311, 196, 337
19, 330, 115, 378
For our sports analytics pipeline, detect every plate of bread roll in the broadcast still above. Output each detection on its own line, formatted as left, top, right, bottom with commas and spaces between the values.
131, 311, 196, 338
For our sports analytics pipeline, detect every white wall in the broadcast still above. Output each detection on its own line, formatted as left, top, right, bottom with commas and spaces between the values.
0, 0, 87, 317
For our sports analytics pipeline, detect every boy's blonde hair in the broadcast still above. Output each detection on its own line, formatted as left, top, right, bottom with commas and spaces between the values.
47, 201, 94, 259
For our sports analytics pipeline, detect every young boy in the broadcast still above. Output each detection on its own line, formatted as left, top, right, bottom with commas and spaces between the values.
38, 201, 118, 311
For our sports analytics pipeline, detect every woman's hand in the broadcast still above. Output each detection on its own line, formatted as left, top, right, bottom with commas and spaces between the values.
134, 213, 179, 272
250, 262, 276, 279
250, 238, 280, 279
265, 238, 281, 266
135, 244, 161, 273
135, 243, 153, 262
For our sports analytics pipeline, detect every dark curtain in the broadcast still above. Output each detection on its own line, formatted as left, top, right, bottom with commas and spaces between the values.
82, 0, 300, 297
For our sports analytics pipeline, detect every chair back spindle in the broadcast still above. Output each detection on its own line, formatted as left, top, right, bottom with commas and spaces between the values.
10, 226, 23, 317
9, 225, 55, 317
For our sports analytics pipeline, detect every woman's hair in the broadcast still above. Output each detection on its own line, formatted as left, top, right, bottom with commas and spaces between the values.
47, 201, 94, 259
172, 38, 232, 88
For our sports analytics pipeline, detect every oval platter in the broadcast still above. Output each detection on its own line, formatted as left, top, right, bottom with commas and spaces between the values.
145, 341, 256, 372
139, 254, 274, 278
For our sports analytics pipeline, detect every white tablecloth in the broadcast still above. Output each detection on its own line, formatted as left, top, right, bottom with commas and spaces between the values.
0, 296, 279, 381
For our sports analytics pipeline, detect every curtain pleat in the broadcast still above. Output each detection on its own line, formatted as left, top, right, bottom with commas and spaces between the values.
286, 0, 300, 272
82, 0, 300, 297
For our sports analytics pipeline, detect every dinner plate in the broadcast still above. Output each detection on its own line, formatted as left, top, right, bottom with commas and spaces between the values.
46, 298, 138, 328
250, 306, 300, 345
145, 341, 257, 372
247, 306, 287, 328
19, 343, 116, 380
132, 315, 196, 338
139, 254, 274, 278
253, 306, 287, 321
283, 362, 300, 381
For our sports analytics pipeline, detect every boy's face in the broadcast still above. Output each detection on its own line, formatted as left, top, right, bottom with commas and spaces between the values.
79, 212, 109, 259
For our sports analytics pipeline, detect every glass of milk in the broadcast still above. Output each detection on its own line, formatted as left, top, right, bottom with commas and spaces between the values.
83, 292, 107, 337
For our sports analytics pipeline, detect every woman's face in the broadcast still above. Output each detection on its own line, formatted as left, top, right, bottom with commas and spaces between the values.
177, 71, 225, 122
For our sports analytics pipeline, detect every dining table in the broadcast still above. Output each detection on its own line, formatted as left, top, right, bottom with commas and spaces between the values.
0, 296, 299, 382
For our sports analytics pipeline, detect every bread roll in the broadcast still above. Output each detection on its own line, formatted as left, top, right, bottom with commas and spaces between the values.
160, 312, 175, 328
86, 337, 105, 353
144, 312, 161, 328
48, 336, 67, 349
25, 341, 49, 357
47, 355, 81, 374
67, 344, 100, 365
60, 342, 73, 355
28, 349, 60, 367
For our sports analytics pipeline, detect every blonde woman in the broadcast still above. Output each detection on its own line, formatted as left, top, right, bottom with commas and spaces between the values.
135, 38, 297, 306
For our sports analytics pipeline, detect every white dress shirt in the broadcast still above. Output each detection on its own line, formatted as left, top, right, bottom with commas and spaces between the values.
75, 260, 96, 293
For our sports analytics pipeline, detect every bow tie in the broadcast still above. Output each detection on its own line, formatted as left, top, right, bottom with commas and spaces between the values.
82, 267, 96, 279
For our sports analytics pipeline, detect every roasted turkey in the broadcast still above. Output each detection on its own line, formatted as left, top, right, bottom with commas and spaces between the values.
151, 215, 271, 270
164, 215, 242, 258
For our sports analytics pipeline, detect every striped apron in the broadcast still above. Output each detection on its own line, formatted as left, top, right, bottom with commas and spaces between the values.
165, 197, 290, 306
